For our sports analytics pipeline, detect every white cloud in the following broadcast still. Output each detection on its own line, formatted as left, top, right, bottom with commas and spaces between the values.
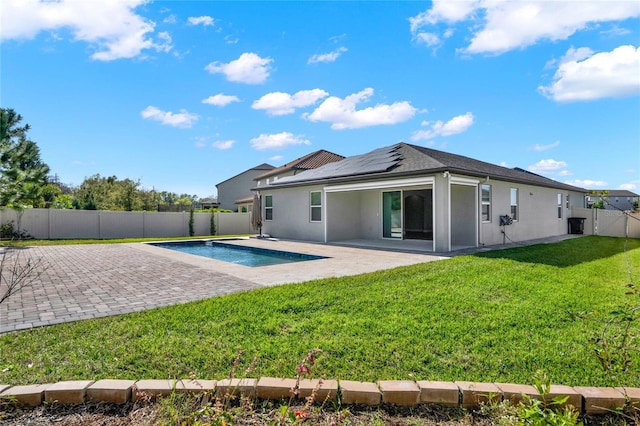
202, 93, 240, 107
539, 45, 640, 102
308, 47, 348, 64
163, 15, 177, 24
188, 16, 215, 26
269, 155, 284, 162
533, 141, 560, 151
252, 89, 329, 116
528, 159, 569, 174
1, 0, 171, 61
409, 1, 640, 55
619, 180, 639, 190
250, 132, 311, 151
409, 1, 479, 32
213, 140, 235, 150
205, 53, 273, 84
565, 179, 608, 188
141, 106, 198, 128
303, 88, 416, 130
601, 25, 632, 37
411, 112, 474, 141
224, 35, 239, 44
415, 32, 441, 47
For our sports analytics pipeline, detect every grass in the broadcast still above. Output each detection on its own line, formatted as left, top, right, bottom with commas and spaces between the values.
0, 236, 639, 388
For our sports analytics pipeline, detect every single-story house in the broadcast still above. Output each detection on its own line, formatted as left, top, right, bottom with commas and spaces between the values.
586, 190, 639, 211
256, 142, 587, 252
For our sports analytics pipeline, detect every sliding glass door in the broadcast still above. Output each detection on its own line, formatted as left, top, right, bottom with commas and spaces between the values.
382, 191, 402, 239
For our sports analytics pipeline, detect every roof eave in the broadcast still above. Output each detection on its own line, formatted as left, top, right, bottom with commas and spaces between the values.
259, 167, 587, 193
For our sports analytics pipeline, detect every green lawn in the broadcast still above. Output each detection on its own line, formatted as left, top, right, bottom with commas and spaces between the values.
1, 236, 638, 387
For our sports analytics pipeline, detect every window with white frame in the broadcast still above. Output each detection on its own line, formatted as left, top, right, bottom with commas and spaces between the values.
510, 188, 519, 221
557, 193, 563, 219
264, 195, 273, 221
310, 191, 322, 222
481, 184, 491, 222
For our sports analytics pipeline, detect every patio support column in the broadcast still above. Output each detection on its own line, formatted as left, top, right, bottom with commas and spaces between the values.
433, 172, 451, 252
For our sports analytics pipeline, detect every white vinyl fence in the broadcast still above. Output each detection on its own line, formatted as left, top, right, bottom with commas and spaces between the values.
0, 208, 252, 240
571, 207, 640, 239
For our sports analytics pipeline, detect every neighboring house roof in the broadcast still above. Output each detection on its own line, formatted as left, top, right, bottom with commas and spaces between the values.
254, 150, 345, 180
216, 163, 274, 187
589, 190, 639, 197
269, 143, 587, 192
234, 195, 254, 205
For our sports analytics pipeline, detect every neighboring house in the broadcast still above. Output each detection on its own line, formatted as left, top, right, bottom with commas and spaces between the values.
198, 197, 219, 210
235, 150, 345, 211
258, 142, 587, 252
216, 163, 274, 211
234, 195, 254, 213
254, 149, 345, 187
586, 190, 639, 211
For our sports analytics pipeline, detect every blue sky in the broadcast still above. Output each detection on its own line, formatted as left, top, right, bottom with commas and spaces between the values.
2, 1, 639, 198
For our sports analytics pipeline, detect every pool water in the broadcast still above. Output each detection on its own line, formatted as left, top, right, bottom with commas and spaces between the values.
151, 240, 327, 267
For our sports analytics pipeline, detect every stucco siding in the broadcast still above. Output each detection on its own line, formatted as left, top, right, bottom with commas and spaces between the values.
261, 186, 325, 241
479, 180, 584, 246
326, 192, 361, 241
450, 184, 476, 247
217, 168, 270, 211
433, 174, 450, 251
359, 190, 381, 239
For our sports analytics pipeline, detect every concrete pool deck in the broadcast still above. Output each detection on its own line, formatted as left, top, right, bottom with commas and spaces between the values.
0, 235, 580, 334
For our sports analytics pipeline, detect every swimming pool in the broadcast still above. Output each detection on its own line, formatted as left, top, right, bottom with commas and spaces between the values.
150, 240, 327, 267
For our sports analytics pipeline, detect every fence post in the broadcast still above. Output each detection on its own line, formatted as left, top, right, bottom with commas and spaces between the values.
625, 213, 629, 239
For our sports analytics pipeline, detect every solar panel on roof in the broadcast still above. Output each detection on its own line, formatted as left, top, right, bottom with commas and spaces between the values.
274, 144, 402, 184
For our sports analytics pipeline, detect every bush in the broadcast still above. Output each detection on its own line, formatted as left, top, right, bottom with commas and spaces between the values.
0, 221, 29, 240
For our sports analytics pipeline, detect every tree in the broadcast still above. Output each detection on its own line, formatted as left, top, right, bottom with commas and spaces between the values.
0, 109, 50, 207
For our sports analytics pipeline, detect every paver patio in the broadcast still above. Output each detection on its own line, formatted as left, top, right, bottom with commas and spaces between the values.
0, 240, 443, 333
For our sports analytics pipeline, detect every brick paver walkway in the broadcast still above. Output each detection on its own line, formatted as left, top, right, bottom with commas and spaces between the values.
0, 244, 260, 333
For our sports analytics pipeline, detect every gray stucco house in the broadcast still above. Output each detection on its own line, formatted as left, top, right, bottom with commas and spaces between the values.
257, 142, 587, 252
235, 150, 344, 212
586, 190, 639, 211
216, 163, 274, 211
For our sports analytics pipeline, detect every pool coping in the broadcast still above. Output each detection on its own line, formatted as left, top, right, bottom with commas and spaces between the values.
133, 238, 446, 287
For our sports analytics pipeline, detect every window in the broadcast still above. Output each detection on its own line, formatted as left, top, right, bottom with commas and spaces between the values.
310, 191, 322, 222
557, 193, 563, 219
510, 188, 518, 221
481, 184, 491, 222
264, 195, 273, 221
